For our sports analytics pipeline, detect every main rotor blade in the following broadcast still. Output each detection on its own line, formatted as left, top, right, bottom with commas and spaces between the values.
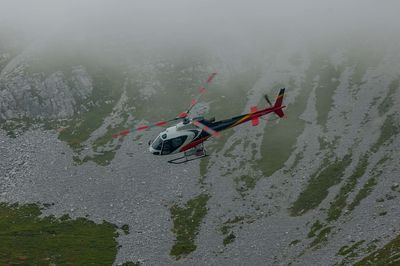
186, 72, 217, 115
111, 120, 170, 138
192, 120, 221, 138
112, 73, 218, 139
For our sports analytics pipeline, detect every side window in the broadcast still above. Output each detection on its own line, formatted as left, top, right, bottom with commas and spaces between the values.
171, 137, 184, 148
161, 136, 187, 155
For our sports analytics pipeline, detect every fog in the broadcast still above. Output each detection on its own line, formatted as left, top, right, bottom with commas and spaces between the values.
1, 0, 400, 56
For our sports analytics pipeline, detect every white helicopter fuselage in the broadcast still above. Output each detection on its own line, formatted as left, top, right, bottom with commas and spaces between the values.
148, 121, 202, 155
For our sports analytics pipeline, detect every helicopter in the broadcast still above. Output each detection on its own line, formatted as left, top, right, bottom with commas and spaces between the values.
112, 72, 286, 164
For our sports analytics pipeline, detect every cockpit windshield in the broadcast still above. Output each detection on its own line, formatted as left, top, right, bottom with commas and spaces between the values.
151, 136, 163, 150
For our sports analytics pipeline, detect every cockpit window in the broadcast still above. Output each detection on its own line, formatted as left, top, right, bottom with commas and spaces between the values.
161, 136, 187, 155
151, 136, 163, 150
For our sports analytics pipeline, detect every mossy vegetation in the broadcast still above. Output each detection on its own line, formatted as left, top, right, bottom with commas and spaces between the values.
199, 68, 261, 177
81, 150, 118, 166
119, 261, 141, 266
346, 154, 388, 212
234, 174, 257, 195
257, 53, 328, 177
289, 239, 301, 246
0, 117, 40, 138
257, 80, 306, 177
219, 215, 253, 246
347, 177, 377, 211
121, 224, 130, 235
309, 226, 332, 248
285, 149, 305, 174
221, 216, 246, 234
327, 155, 369, 221
308, 220, 324, 238
290, 154, 352, 216
337, 240, 366, 264
371, 114, 400, 153
338, 240, 366, 256
170, 194, 210, 259
336, 239, 380, 265
378, 79, 399, 115
223, 232, 236, 246
58, 66, 125, 151
0, 202, 119, 265
355, 234, 400, 265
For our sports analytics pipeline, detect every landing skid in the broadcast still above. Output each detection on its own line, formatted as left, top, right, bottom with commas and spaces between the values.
167, 145, 208, 164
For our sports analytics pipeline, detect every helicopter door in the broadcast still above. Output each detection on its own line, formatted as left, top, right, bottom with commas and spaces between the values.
161, 136, 188, 155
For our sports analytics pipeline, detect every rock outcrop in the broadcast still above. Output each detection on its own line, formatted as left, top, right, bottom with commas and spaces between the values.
0, 48, 92, 120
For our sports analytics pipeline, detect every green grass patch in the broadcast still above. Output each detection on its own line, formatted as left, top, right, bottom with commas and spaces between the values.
347, 177, 377, 211
257, 53, 327, 177
121, 224, 130, 235
338, 240, 365, 256
290, 154, 352, 216
220, 215, 253, 246
337, 240, 366, 264
284, 149, 305, 174
371, 114, 400, 153
220, 216, 246, 235
309, 226, 332, 248
327, 155, 369, 221
234, 174, 257, 195
0, 202, 118, 265
199, 69, 261, 177
0, 117, 39, 138
223, 232, 236, 246
119, 261, 141, 266
378, 79, 399, 116
83, 150, 118, 166
308, 220, 324, 238
289, 239, 301, 246
170, 194, 210, 259
355, 234, 400, 265
346, 154, 388, 212
58, 66, 124, 151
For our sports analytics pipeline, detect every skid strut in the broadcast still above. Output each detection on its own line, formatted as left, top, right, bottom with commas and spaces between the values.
167, 143, 208, 164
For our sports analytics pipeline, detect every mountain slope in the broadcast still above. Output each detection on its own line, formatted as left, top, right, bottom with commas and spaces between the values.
0, 40, 399, 265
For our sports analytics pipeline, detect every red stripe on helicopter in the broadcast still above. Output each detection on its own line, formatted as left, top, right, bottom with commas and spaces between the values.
179, 136, 211, 152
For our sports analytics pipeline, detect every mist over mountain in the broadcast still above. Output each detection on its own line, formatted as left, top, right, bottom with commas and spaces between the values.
1, 1, 400, 265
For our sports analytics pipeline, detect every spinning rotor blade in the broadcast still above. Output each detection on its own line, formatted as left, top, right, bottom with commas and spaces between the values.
264, 94, 273, 107
186, 72, 217, 115
112, 72, 218, 139
192, 120, 221, 138
111, 120, 171, 138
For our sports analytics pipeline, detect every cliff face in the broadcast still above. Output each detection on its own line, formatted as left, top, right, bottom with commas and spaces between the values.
0, 58, 92, 120
0, 40, 399, 265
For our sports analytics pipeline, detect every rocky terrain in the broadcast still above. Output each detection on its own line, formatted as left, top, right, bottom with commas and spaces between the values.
1, 36, 400, 265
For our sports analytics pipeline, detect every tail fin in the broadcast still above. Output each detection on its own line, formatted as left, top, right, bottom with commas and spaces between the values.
273, 88, 285, 118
